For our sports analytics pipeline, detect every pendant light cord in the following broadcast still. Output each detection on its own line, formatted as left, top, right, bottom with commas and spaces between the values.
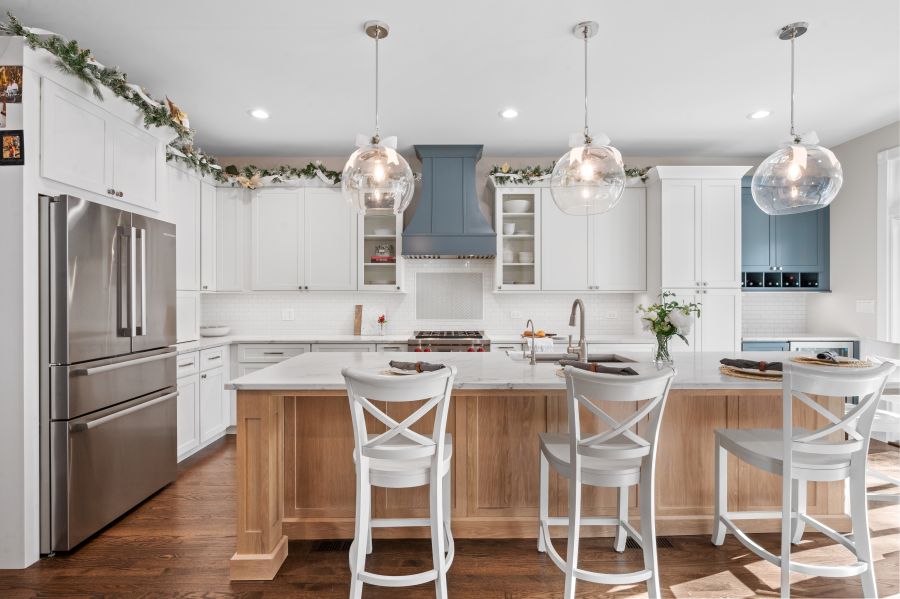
373, 29, 381, 143
583, 26, 591, 144
789, 33, 797, 141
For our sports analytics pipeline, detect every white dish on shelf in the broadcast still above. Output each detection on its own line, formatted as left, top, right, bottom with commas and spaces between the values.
504, 199, 531, 213
200, 325, 231, 337
368, 279, 394, 285
503, 223, 516, 235
372, 228, 394, 236
518, 251, 534, 263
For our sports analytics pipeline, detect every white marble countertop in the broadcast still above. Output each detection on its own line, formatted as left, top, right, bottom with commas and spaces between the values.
174, 334, 655, 354
742, 334, 859, 342
226, 350, 815, 392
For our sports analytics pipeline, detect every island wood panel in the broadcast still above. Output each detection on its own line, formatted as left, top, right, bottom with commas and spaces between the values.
733, 394, 844, 516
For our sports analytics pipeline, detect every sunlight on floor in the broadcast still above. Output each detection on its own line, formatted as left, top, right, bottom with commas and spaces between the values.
670, 570, 757, 598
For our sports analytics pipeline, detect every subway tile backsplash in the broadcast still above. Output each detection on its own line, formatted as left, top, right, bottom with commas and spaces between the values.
200, 260, 640, 337
741, 293, 808, 337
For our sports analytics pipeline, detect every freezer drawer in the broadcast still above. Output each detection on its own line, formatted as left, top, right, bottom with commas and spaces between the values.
49, 388, 177, 552
50, 348, 176, 420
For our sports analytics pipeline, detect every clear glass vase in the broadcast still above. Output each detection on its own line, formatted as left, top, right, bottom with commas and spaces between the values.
653, 334, 673, 365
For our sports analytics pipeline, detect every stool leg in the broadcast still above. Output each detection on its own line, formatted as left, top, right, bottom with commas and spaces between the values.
791, 478, 807, 544
563, 476, 582, 599
614, 486, 628, 553
780, 471, 792, 599
538, 451, 548, 553
443, 468, 452, 549
430, 469, 448, 599
850, 461, 877, 598
712, 440, 727, 546
640, 465, 661, 599
350, 466, 370, 599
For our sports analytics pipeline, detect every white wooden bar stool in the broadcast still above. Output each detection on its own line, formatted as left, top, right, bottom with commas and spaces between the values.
342, 366, 457, 599
711, 361, 897, 599
859, 339, 900, 504
537, 366, 676, 599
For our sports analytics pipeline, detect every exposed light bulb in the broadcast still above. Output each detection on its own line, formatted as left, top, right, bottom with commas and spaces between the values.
786, 162, 803, 181
579, 162, 594, 179
790, 187, 799, 199
373, 163, 386, 182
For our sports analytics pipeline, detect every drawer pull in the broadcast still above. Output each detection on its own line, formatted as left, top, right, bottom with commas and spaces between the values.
77, 351, 175, 376
178, 362, 194, 368
207, 355, 221, 361
70, 391, 177, 432
263, 351, 284, 355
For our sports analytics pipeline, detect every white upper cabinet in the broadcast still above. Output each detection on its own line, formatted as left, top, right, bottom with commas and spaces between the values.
699, 180, 741, 288
41, 78, 165, 211
41, 79, 109, 197
200, 182, 217, 291
252, 189, 304, 290
657, 171, 743, 289
592, 187, 647, 291
660, 179, 701, 288
541, 189, 589, 291
304, 188, 357, 290
216, 187, 247, 292
495, 188, 542, 291
170, 166, 200, 291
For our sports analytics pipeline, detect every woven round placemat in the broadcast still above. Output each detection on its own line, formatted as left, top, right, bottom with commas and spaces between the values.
719, 365, 783, 381
791, 357, 872, 368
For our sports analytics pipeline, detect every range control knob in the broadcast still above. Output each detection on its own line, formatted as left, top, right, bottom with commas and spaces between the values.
424, 347, 432, 352
467, 346, 476, 352
477, 347, 486, 352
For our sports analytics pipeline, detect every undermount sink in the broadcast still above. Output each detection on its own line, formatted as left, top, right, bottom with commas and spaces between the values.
507, 352, 636, 364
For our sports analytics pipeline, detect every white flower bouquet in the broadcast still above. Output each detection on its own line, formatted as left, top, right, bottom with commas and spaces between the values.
636, 291, 702, 364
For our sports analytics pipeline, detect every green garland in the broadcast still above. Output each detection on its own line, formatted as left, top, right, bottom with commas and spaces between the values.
222, 163, 342, 186
490, 163, 652, 185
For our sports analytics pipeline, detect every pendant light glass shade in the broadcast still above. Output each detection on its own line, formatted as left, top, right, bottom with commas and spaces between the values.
751, 142, 842, 215
549, 144, 625, 215
550, 21, 625, 216
341, 21, 414, 214
342, 143, 414, 213
751, 22, 842, 215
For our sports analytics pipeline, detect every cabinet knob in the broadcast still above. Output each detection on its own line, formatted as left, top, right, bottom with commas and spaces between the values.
202, 285, 208, 290
304, 286, 309, 290
115, 191, 124, 197
201, 374, 207, 379
298, 286, 302, 290
497, 286, 502, 290
778, 266, 783, 271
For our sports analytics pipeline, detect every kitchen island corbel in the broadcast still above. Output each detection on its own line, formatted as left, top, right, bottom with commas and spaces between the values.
225, 351, 847, 580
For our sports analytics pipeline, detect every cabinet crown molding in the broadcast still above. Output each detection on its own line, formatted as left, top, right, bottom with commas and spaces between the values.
650, 166, 752, 181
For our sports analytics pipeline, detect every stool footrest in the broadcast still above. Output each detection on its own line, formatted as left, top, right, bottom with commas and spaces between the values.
370, 517, 432, 528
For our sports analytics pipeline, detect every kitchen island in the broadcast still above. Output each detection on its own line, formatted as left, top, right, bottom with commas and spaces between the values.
225, 351, 847, 580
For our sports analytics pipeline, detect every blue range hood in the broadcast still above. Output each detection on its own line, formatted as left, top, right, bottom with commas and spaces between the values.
403, 145, 496, 258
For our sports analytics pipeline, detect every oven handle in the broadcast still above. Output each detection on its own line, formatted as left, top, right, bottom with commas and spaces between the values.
69, 391, 177, 432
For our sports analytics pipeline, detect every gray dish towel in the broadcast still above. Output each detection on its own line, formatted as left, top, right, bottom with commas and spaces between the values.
389, 360, 446, 373
560, 360, 638, 376
720, 358, 782, 372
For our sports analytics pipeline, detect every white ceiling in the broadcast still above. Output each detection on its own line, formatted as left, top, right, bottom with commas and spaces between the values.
8, 0, 899, 157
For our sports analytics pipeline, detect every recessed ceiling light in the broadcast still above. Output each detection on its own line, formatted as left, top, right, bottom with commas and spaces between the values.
499, 108, 518, 119
748, 110, 771, 120
248, 108, 270, 119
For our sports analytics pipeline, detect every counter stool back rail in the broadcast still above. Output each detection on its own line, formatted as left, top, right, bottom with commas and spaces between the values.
537, 365, 676, 599
342, 366, 457, 599
711, 360, 897, 599
859, 339, 900, 504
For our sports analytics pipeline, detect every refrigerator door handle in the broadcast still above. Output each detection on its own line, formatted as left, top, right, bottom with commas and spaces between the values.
137, 227, 147, 336
69, 390, 177, 432
74, 349, 176, 376
117, 226, 130, 336
129, 226, 137, 338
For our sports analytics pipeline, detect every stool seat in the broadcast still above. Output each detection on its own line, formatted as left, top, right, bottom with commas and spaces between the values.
539, 433, 642, 487
715, 428, 851, 481
361, 435, 453, 489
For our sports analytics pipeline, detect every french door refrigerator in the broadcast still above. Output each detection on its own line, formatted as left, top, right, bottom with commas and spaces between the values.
40, 195, 178, 553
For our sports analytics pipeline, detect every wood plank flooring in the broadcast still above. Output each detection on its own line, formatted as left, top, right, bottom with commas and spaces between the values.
1, 436, 896, 598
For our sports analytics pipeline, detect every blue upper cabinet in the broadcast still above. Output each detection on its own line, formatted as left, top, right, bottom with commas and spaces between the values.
741, 183, 830, 291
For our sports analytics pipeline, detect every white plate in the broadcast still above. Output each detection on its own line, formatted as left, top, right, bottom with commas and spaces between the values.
733, 366, 782, 377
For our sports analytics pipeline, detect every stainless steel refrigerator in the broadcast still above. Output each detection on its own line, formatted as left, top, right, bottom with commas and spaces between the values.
40, 195, 178, 553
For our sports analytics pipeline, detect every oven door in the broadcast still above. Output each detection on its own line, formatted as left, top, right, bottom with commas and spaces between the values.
49, 388, 177, 551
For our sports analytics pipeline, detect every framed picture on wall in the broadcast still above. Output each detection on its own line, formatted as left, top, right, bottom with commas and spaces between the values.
0, 66, 23, 103
0, 129, 24, 165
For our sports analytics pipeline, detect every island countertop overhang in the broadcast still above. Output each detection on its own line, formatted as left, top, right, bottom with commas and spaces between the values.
225, 350, 795, 392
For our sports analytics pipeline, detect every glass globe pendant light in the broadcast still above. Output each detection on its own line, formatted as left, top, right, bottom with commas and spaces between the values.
341, 21, 414, 214
751, 22, 842, 215
549, 21, 625, 216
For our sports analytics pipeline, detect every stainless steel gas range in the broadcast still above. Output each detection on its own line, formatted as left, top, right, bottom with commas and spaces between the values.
407, 330, 491, 352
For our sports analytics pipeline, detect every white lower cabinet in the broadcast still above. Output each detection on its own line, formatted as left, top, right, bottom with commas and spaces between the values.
666, 288, 741, 353
176, 346, 230, 462
176, 372, 200, 459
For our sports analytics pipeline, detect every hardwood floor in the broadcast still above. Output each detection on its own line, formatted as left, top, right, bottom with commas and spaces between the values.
1, 436, 896, 598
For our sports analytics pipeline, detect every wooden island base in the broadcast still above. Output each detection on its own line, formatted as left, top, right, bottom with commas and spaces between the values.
230, 387, 847, 580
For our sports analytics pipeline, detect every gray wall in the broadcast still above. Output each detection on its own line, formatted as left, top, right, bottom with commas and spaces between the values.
807, 121, 900, 338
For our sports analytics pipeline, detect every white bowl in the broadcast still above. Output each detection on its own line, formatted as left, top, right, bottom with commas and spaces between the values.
200, 325, 231, 337
373, 228, 393, 236
504, 199, 531, 213
518, 251, 534, 264
502, 223, 516, 235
